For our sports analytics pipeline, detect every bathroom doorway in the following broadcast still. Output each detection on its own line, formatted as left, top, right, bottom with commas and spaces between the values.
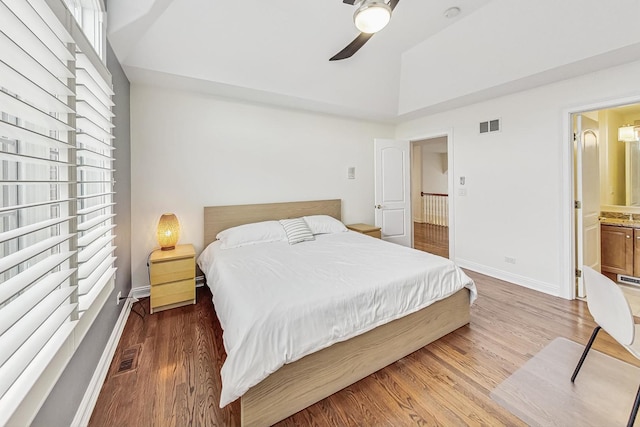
573, 103, 640, 297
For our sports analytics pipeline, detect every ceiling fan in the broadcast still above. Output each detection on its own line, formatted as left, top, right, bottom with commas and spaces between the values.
330, 0, 400, 61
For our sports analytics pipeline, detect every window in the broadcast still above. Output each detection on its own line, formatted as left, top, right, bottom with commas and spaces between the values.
0, 0, 115, 424
62, 0, 105, 60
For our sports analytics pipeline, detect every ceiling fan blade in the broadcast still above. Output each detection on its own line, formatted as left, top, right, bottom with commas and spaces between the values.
329, 32, 374, 61
330, 0, 400, 61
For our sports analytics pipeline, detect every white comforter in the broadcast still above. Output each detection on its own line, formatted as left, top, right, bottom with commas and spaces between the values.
197, 231, 477, 407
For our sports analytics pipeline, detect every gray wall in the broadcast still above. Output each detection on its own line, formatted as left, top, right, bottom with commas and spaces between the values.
32, 41, 131, 427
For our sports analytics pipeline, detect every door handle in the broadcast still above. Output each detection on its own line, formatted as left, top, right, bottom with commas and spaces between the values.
375, 205, 382, 209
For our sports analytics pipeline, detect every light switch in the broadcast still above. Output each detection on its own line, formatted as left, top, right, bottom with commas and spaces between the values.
348, 167, 355, 179
460, 176, 466, 185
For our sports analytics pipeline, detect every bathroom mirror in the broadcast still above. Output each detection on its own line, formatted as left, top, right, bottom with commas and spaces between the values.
583, 104, 640, 209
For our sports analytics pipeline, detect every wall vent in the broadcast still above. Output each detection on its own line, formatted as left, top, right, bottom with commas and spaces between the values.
479, 118, 501, 134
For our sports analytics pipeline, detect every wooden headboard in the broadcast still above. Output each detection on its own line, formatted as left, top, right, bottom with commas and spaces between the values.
203, 199, 341, 247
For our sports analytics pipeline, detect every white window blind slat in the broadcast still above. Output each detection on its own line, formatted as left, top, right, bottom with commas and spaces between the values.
0, 90, 73, 132
0, 302, 76, 399
0, 198, 71, 214
76, 147, 112, 161
76, 213, 114, 232
75, 68, 113, 104
76, 84, 112, 117
0, 216, 72, 244
76, 53, 114, 97
78, 253, 115, 291
0, 150, 69, 167
2, 0, 74, 62
77, 100, 114, 130
76, 191, 114, 200
0, 234, 74, 275
0, 277, 75, 346
0, 2, 73, 81
0, 120, 70, 150
77, 223, 115, 248
0, 319, 76, 426
76, 201, 114, 216
26, 0, 74, 44
76, 116, 114, 141
0, 60, 73, 114
78, 246, 113, 280
0, 31, 73, 97
77, 235, 114, 263
0, 252, 75, 305
78, 267, 115, 313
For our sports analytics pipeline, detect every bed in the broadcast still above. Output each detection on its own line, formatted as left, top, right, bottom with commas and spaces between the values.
200, 199, 476, 426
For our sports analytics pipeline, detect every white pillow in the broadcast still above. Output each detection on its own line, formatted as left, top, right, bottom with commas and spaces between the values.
303, 215, 347, 235
279, 218, 315, 245
216, 220, 286, 249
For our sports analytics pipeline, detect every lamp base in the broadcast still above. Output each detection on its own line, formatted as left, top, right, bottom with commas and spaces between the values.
161, 246, 175, 251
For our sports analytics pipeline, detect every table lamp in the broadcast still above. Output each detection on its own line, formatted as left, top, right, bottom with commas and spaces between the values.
157, 213, 180, 251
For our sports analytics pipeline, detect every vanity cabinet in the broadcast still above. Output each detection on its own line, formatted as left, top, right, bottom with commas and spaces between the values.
601, 225, 635, 280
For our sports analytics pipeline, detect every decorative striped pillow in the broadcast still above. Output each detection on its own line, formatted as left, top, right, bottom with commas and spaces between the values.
279, 218, 315, 245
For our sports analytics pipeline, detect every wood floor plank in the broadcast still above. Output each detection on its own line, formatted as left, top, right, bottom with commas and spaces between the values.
89, 245, 635, 427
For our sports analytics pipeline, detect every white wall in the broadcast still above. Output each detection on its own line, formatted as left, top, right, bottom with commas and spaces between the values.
130, 84, 394, 288
396, 59, 640, 297
421, 151, 448, 194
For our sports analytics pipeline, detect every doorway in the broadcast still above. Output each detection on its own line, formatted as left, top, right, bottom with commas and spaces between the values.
411, 137, 450, 258
572, 103, 640, 297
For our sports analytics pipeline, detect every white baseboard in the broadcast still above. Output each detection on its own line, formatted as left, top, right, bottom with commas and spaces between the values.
455, 258, 561, 297
71, 294, 134, 427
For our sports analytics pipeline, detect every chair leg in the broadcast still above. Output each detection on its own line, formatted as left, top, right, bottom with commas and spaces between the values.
571, 325, 601, 383
628, 384, 640, 427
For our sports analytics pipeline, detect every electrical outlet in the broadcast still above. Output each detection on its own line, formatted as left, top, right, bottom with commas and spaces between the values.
504, 256, 516, 264
116, 291, 122, 305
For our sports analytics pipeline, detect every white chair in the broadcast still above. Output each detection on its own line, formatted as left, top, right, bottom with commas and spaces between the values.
572, 266, 640, 427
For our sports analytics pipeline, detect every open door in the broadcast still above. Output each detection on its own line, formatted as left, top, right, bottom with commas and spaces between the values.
575, 114, 601, 297
374, 138, 411, 247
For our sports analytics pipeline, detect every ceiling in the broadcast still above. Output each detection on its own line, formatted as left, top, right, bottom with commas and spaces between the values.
106, 0, 491, 121
106, 0, 640, 122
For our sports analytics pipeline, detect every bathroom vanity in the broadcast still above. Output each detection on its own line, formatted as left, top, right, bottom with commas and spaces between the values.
601, 219, 640, 283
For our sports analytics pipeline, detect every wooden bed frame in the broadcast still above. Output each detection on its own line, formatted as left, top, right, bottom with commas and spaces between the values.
203, 199, 471, 427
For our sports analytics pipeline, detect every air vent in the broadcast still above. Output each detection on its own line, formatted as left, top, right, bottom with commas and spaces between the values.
479, 118, 501, 134
114, 345, 141, 375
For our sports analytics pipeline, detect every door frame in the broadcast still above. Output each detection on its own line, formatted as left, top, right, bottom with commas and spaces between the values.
562, 94, 640, 299
404, 129, 455, 260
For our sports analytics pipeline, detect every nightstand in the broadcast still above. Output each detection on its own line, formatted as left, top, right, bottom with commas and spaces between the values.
149, 244, 196, 314
346, 223, 382, 239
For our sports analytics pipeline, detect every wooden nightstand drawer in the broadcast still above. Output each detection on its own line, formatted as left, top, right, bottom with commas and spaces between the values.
150, 257, 195, 285
365, 229, 382, 239
151, 278, 195, 309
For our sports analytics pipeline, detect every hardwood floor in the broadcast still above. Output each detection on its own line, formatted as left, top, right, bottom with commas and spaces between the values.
88, 272, 638, 427
414, 222, 449, 258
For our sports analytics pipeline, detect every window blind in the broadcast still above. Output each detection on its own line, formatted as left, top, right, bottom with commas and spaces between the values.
0, 0, 116, 423
75, 48, 115, 315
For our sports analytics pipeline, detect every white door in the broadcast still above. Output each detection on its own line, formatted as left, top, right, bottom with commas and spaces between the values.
575, 115, 601, 297
374, 138, 411, 246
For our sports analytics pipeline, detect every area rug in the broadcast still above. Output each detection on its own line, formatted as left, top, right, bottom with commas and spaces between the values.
490, 337, 640, 426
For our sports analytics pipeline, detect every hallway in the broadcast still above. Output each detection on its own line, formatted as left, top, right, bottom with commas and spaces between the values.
414, 222, 449, 258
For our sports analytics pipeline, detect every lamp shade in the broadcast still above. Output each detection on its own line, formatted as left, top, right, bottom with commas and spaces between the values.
157, 213, 180, 250
354, 1, 391, 33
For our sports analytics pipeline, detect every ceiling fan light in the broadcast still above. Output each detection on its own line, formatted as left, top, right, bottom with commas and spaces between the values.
354, 1, 391, 34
